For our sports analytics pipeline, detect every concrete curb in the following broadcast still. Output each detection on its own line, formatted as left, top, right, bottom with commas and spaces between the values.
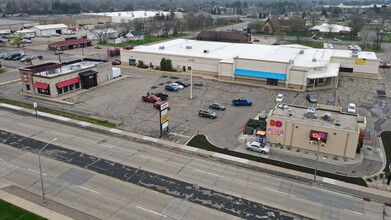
1, 102, 391, 205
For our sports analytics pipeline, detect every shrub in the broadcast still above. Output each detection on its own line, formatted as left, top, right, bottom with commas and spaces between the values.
137, 60, 148, 68
296, 149, 300, 152
380, 173, 385, 179
366, 177, 372, 182
333, 156, 338, 160
287, 146, 291, 150
373, 176, 378, 181
160, 58, 173, 71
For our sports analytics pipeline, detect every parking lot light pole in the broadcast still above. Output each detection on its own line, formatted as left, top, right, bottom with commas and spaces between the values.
189, 59, 195, 99
38, 137, 57, 206
56, 47, 61, 62
313, 136, 321, 182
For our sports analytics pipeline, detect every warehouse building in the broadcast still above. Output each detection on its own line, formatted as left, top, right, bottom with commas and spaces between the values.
88, 11, 183, 23
30, 24, 69, 37
19, 58, 113, 97
121, 39, 379, 90
265, 104, 367, 159
48, 39, 92, 51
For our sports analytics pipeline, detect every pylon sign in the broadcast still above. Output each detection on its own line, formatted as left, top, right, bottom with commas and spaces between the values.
160, 102, 169, 137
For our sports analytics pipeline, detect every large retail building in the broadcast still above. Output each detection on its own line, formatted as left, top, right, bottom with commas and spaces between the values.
121, 39, 379, 90
19, 58, 113, 97
265, 104, 367, 159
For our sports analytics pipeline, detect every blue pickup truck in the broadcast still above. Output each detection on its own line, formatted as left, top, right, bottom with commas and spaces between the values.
232, 99, 252, 106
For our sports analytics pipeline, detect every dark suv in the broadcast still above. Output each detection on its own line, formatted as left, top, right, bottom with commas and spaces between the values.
209, 103, 226, 110
199, 109, 217, 119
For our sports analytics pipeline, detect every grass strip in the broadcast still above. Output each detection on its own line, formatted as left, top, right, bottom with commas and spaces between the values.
0, 98, 117, 128
188, 135, 367, 186
381, 131, 391, 173
0, 199, 46, 220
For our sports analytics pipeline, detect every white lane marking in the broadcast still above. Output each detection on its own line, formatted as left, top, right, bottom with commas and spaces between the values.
100, 144, 114, 149
51, 131, 66, 137
212, 153, 249, 164
109, 128, 123, 134
77, 185, 101, 195
28, 168, 46, 176
323, 177, 336, 185
18, 123, 32, 127
344, 209, 364, 216
142, 136, 158, 142
138, 155, 163, 162
36, 112, 70, 121
0, 103, 23, 110
181, 145, 198, 152
263, 187, 294, 197
79, 121, 91, 127
136, 206, 167, 217
169, 132, 191, 138
193, 169, 221, 177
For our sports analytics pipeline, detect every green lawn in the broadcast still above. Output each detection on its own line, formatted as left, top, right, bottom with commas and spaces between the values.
187, 135, 367, 186
286, 40, 323, 48
381, 131, 391, 173
0, 199, 46, 220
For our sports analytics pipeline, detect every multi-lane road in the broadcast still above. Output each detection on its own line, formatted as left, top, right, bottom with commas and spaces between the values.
0, 109, 388, 219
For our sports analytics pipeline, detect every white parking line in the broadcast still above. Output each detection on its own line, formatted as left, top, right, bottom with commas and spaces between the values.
28, 168, 46, 176
344, 209, 364, 216
77, 185, 101, 195
169, 132, 191, 138
262, 187, 294, 197
193, 169, 221, 177
138, 155, 163, 162
136, 206, 167, 217
79, 121, 91, 127
142, 136, 158, 142
109, 128, 123, 134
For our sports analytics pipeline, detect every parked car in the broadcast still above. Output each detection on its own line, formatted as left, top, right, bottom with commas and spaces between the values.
199, 109, 217, 119
0, 54, 7, 59
2, 35, 9, 39
332, 38, 341, 41
171, 83, 184, 89
175, 80, 189, 87
95, 45, 102, 49
209, 103, 226, 110
42, 34, 50, 38
21, 39, 32, 44
30, 55, 43, 60
326, 99, 335, 106
232, 99, 252, 106
5, 53, 22, 60
142, 94, 161, 103
379, 60, 391, 68
306, 94, 317, 103
165, 84, 179, 92
154, 101, 170, 110
246, 141, 270, 154
112, 59, 121, 65
54, 50, 63, 55
52, 33, 60, 36
12, 56, 22, 61
347, 103, 356, 114
153, 92, 168, 100
20, 56, 30, 62
276, 94, 284, 103
318, 37, 324, 40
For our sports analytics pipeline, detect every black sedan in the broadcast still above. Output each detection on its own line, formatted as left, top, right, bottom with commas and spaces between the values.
175, 80, 189, 87
209, 103, 226, 110
306, 94, 317, 103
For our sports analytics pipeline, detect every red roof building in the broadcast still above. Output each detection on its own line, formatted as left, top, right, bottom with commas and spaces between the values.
48, 39, 92, 51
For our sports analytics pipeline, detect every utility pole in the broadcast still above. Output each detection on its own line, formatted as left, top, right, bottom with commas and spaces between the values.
38, 137, 57, 206
188, 59, 194, 99
313, 136, 321, 182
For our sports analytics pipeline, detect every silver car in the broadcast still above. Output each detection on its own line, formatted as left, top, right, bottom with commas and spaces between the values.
246, 141, 270, 154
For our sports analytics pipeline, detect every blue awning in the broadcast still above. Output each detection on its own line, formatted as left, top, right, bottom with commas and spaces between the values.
234, 69, 286, 80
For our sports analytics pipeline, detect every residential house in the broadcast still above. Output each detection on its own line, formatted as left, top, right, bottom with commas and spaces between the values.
126, 30, 144, 41
261, 16, 290, 34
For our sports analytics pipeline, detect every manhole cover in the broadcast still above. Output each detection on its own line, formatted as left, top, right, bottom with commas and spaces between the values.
158, 83, 164, 85
170, 76, 179, 79
194, 83, 204, 87
377, 90, 386, 96
150, 86, 157, 89
162, 75, 168, 78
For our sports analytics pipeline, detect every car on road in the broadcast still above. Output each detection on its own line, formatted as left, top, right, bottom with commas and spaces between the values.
153, 92, 168, 100
209, 103, 226, 110
232, 99, 252, 106
306, 94, 317, 103
347, 103, 356, 114
199, 109, 217, 119
52, 33, 60, 36
171, 83, 184, 89
153, 101, 170, 110
142, 94, 161, 103
246, 141, 270, 154
54, 50, 63, 55
379, 60, 391, 68
165, 84, 179, 92
326, 99, 335, 106
175, 80, 189, 87
276, 94, 284, 103
21, 39, 32, 44
112, 59, 121, 65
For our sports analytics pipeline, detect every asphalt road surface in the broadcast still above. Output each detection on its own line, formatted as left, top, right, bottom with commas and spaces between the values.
0, 110, 388, 219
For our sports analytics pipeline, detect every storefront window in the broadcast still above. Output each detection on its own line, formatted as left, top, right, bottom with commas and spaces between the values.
26, 84, 30, 91
57, 87, 63, 94
63, 86, 69, 93
75, 83, 80, 89
69, 84, 74, 90
319, 78, 324, 83
38, 88, 50, 95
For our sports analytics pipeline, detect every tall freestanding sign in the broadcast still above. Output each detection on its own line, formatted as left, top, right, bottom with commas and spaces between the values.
160, 102, 169, 137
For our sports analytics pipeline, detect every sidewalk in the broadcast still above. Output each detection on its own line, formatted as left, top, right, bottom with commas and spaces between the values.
1, 102, 391, 207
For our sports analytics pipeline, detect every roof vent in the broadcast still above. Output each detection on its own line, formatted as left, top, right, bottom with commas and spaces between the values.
288, 108, 292, 116
186, 46, 192, 49
299, 49, 304, 54
322, 112, 331, 122
203, 49, 209, 53
305, 107, 317, 119
159, 46, 165, 50
334, 119, 341, 126
312, 58, 317, 62
289, 59, 294, 64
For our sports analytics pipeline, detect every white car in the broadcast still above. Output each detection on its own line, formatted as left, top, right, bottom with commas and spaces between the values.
42, 34, 50, 38
21, 39, 32, 44
276, 94, 284, 103
52, 33, 60, 36
347, 103, 356, 114
171, 83, 184, 89
246, 141, 270, 154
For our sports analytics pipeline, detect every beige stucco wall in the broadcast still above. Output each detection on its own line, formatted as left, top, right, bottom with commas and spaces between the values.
266, 115, 359, 158
331, 57, 379, 74
287, 70, 306, 86
219, 62, 233, 77
235, 59, 289, 74
33, 72, 81, 97
96, 62, 112, 83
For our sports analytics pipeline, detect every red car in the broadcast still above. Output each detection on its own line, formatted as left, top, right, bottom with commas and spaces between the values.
112, 59, 121, 65
379, 60, 391, 68
142, 95, 161, 103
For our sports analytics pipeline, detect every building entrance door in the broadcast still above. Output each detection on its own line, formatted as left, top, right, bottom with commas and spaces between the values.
183, 66, 186, 72
267, 78, 278, 86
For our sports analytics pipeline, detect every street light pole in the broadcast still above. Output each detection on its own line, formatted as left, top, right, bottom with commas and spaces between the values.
38, 137, 57, 206
188, 59, 194, 99
56, 47, 61, 62
313, 136, 321, 182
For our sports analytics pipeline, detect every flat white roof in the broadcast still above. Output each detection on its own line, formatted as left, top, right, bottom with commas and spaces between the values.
129, 39, 377, 69
307, 63, 340, 79
32, 24, 68, 30
332, 50, 378, 60
310, 23, 350, 33
88, 11, 170, 20
34, 60, 102, 78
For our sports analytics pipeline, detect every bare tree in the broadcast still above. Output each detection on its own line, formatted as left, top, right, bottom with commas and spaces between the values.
374, 27, 386, 50
310, 13, 319, 27
289, 16, 307, 42
347, 14, 365, 40
360, 29, 371, 49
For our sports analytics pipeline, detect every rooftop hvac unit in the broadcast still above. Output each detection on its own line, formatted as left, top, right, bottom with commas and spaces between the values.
352, 54, 358, 58
70, 64, 81, 70
312, 58, 317, 62
289, 59, 294, 64
334, 119, 341, 126
299, 49, 304, 54
118, 13, 121, 17
322, 112, 331, 121
159, 46, 165, 50
186, 46, 192, 49
305, 107, 317, 119
204, 50, 209, 53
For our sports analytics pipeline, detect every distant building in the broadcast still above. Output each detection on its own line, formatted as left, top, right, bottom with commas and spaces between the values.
126, 30, 143, 41
30, 24, 69, 36
310, 23, 351, 36
261, 16, 290, 34
87, 11, 183, 23
197, 31, 251, 43
87, 28, 118, 40
48, 39, 92, 51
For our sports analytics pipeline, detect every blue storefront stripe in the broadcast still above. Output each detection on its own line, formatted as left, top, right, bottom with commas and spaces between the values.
234, 69, 286, 80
